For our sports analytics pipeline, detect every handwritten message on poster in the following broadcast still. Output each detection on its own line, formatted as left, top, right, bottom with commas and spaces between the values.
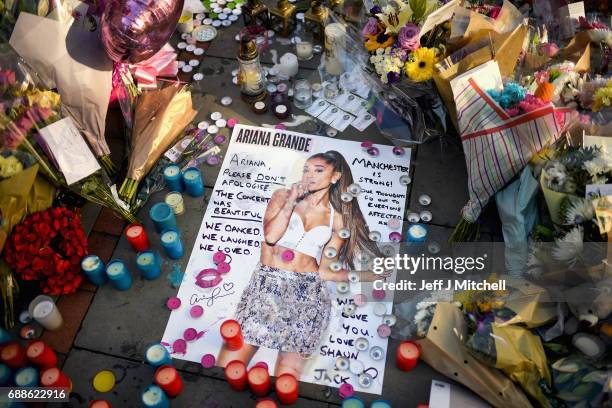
162, 125, 410, 394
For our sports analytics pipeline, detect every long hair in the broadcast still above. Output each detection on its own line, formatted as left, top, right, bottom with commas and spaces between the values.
308, 151, 381, 269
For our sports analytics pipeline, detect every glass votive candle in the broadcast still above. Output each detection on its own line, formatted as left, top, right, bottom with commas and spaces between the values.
165, 192, 185, 215
293, 79, 312, 110
149, 203, 177, 234
182, 167, 205, 197
28, 295, 63, 331
160, 230, 184, 260
81, 255, 107, 286
295, 39, 313, 61
136, 251, 162, 280
141, 384, 170, 408
106, 260, 133, 291
163, 165, 184, 193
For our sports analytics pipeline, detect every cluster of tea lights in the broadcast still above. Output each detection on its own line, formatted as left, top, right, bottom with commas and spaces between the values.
140, 343, 184, 408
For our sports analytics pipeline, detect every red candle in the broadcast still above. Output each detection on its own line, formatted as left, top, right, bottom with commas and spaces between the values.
224, 360, 247, 391
154, 365, 183, 398
26, 341, 58, 368
40, 367, 72, 390
247, 366, 271, 396
275, 374, 298, 405
255, 399, 278, 408
89, 400, 112, 408
0, 342, 27, 369
125, 224, 150, 252
396, 341, 420, 372
220, 320, 244, 351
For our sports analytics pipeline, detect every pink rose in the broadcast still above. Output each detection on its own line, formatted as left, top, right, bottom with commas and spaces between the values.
398, 24, 420, 51
538, 43, 560, 58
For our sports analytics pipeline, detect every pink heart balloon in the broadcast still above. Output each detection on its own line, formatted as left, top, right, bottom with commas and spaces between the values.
100, 0, 184, 63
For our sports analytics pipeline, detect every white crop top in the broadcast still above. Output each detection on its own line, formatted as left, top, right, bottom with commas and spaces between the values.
276, 206, 335, 259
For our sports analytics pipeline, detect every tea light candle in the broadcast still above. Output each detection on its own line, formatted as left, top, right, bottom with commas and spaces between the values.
182, 167, 205, 197
149, 203, 177, 234
160, 230, 184, 260
247, 366, 270, 397
26, 341, 57, 368
165, 192, 185, 215
154, 365, 183, 398
274, 104, 289, 119
141, 384, 170, 408
81, 255, 107, 286
224, 360, 247, 391
106, 260, 133, 291
0, 363, 12, 386
407, 224, 428, 243
296, 41, 313, 61
29, 295, 63, 330
275, 373, 298, 405
253, 101, 267, 114
15, 367, 39, 387
125, 224, 150, 252
163, 165, 184, 193
396, 341, 420, 372
145, 343, 172, 367
40, 367, 71, 389
370, 401, 393, 408
255, 399, 278, 408
0, 343, 27, 369
220, 320, 243, 351
341, 397, 365, 408
89, 400, 112, 408
136, 251, 162, 280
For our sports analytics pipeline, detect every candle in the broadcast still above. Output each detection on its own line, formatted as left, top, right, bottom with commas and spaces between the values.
324, 23, 346, 76
163, 165, 184, 193
0, 327, 13, 346
255, 399, 278, 408
125, 224, 150, 252
295, 41, 313, 61
224, 360, 247, 391
182, 167, 205, 197
275, 373, 298, 405
15, 367, 39, 387
105, 260, 133, 291
252, 101, 268, 114
165, 192, 185, 215
0, 363, 12, 386
81, 255, 107, 286
141, 384, 170, 408
396, 341, 420, 372
136, 251, 162, 280
28, 296, 63, 331
26, 341, 57, 368
154, 365, 183, 398
370, 401, 393, 408
247, 366, 270, 397
220, 320, 243, 351
149, 203, 177, 234
145, 344, 172, 367
160, 230, 184, 260
407, 224, 428, 243
40, 367, 71, 389
274, 104, 289, 119
177, 11, 194, 33
278, 53, 299, 78
89, 400, 112, 408
341, 397, 365, 408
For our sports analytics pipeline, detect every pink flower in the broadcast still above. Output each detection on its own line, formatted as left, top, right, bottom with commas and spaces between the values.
519, 94, 547, 113
488, 6, 501, 19
579, 113, 591, 124
17, 115, 34, 132
535, 70, 549, 85
538, 43, 560, 58
398, 24, 420, 51
505, 106, 520, 117
0, 70, 16, 88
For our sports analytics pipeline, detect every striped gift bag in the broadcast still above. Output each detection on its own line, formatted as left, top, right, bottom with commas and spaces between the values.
454, 77, 578, 223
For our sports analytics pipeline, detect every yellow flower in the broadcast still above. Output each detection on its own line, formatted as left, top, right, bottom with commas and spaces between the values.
405, 47, 437, 82
27, 90, 61, 109
0, 155, 23, 179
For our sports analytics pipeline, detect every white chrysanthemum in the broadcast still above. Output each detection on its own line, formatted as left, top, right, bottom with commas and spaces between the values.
552, 227, 583, 265
526, 249, 545, 278
588, 29, 612, 47
564, 198, 595, 224
584, 155, 612, 177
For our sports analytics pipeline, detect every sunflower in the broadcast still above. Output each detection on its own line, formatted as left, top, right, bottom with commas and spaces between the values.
405, 47, 437, 82
364, 31, 395, 52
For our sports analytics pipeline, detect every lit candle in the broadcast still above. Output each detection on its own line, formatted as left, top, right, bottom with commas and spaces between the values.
247, 366, 270, 397
40, 367, 71, 389
224, 360, 247, 391
136, 251, 162, 280
154, 365, 183, 398
275, 373, 298, 405
105, 260, 133, 291
220, 320, 243, 351
341, 397, 365, 408
149, 203, 177, 234
81, 255, 107, 286
26, 341, 57, 368
182, 167, 205, 197
370, 401, 392, 408
28, 296, 63, 331
89, 400, 112, 408
163, 165, 184, 193
165, 192, 185, 216
396, 341, 420, 372
15, 367, 39, 387
125, 224, 150, 252
141, 384, 170, 408
160, 230, 184, 260
145, 343, 172, 367
407, 224, 428, 243
255, 399, 278, 408
0, 363, 12, 386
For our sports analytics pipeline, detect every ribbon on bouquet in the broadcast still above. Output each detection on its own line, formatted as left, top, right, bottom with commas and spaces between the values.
130, 44, 179, 90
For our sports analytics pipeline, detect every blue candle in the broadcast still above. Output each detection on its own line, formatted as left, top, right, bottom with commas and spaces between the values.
160, 230, 184, 260
14, 367, 39, 387
149, 203, 177, 234
106, 260, 133, 291
406, 224, 428, 243
0, 327, 12, 346
341, 397, 365, 408
145, 343, 171, 367
142, 384, 170, 408
182, 167, 205, 197
0, 363, 12, 386
81, 255, 107, 286
136, 251, 162, 280
163, 165, 184, 193
370, 401, 392, 408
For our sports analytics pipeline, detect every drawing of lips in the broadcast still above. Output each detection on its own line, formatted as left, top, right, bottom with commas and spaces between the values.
195, 268, 220, 287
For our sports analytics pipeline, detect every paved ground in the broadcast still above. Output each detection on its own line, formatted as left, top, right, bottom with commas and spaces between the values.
9, 11, 504, 408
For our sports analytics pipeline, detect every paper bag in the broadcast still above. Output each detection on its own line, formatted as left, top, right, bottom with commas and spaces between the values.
433, 24, 528, 130
562, 31, 591, 73
416, 302, 533, 408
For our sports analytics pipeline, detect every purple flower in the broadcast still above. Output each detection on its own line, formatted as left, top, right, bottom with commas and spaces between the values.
370, 6, 381, 14
398, 24, 420, 51
362, 17, 380, 39
386, 71, 401, 84
391, 47, 409, 62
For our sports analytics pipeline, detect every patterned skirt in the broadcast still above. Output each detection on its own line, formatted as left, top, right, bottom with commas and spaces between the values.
235, 263, 331, 355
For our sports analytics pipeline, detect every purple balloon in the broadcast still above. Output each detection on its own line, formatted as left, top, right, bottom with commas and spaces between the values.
100, 0, 184, 63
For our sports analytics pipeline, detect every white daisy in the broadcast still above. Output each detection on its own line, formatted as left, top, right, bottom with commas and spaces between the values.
552, 227, 584, 266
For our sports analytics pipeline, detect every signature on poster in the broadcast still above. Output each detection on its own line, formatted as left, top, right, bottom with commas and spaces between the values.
190, 283, 235, 307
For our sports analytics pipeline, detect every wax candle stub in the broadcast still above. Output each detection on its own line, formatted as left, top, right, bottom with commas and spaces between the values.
166, 297, 181, 310
146, 344, 171, 367
155, 365, 184, 398
247, 366, 271, 396
142, 384, 169, 408
165, 192, 185, 215
81, 255, 107, 286
26, 341, 57, 368
220, 320, 243, 351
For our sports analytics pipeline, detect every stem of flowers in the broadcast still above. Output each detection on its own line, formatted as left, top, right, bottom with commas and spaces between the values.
118, 177, 139, 205
99, 154, 117, 176
449, 218, 481, 243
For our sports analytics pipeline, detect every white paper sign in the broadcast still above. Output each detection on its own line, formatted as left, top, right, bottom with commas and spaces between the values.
559, 2, 585, 39
583, 134, 612, 152
429, 380, 491, 408
586, 184, 612, 198
162, 125, 411, 395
